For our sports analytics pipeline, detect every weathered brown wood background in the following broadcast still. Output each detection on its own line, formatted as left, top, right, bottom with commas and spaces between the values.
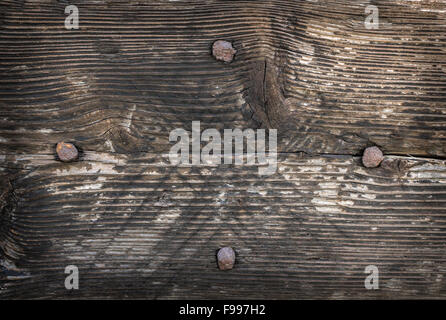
0, 0, 446, 299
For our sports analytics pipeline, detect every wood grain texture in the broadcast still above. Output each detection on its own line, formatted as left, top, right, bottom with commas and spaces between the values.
1, 153, 446, 299
0, 0, 446, 299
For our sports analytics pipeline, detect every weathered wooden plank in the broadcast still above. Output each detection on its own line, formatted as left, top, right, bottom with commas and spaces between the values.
1, 153, 446, 299
0, 0, 446, 299
0, 0, 445, 156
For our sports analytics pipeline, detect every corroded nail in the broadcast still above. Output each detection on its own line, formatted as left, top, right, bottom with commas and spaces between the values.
217, 247, 235, 270
362, 146, 383, 168
56, 142, 78, 162
212, 40, 236, 63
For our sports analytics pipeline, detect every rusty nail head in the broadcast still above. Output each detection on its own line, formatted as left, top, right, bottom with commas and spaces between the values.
56, 142, 78, 162
212, 40, 237, 63
217, 247, 235, 270
362, 146, 383, 168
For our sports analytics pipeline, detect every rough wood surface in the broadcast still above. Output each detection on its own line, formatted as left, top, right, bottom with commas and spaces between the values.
1, 0, 446, 299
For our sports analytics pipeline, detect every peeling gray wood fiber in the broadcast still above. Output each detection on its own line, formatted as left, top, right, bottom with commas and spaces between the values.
0, 0, 446, 299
